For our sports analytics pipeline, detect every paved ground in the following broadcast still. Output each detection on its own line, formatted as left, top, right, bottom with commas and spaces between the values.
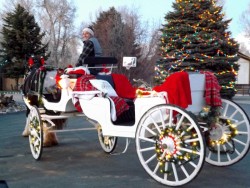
0, 96, 250, 188
233, 95, 250, 104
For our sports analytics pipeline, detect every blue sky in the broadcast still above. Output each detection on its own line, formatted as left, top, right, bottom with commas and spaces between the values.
0, 0, 249, 39
74, 0, 250, 38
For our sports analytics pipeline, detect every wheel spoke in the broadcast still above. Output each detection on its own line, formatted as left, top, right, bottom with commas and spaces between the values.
232, 137, 247, 146
207, 150, 212, 159
169, 109, 173, 127
139, 136, 156, 143
153, 162, 160, 174
149, 114, 161, 134
30, 129, 40, 139
222, 145, 232, 161
175, 114, 184, 131
235, 120, 246, 127
143, 125, 157, 136
181, 124, 194, 137
172, 163, 179, 181
164, 162, 169, 180
139, 146, 155, 152
237, 131, 249, 135
222, 103, 229, 116
229, 110, 238, 119
159, 110, 166, 129
179, 162, 189, 178
184, 138, 200, 144
217, 144, 221, 163
178, 147, 201, 156
145, 154, 157, 164
185, 159, 198, 168
108, 139, 112, 149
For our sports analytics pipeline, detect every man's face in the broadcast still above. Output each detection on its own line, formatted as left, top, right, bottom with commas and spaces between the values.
82, 31, 91, 41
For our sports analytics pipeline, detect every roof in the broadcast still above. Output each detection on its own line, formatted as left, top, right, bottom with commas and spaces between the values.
238, 51, 250, 61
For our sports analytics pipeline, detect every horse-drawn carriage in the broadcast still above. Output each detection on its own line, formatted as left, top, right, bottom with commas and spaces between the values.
22, 56, 250, 187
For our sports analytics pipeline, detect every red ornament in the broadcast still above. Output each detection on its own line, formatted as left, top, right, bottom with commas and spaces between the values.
28, 57, 34, 67
40, 57, 45, 65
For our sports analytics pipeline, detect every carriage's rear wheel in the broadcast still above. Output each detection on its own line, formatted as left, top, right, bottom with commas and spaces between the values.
205, 99, 250, 166
135, 104, 205, 187
97, 124, 117, 153
28, 106, 43, 160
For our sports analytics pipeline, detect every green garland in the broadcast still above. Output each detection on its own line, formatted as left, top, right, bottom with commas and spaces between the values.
197, 105, 238, 152
29, 116, 41, 153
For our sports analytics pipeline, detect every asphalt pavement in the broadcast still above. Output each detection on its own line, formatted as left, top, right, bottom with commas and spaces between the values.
0, 96, 250, 188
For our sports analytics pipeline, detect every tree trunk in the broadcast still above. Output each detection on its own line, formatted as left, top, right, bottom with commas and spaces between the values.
15, 78, 19, 91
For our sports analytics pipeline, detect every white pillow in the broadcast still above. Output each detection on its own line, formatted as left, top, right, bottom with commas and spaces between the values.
89, 79, 118, 97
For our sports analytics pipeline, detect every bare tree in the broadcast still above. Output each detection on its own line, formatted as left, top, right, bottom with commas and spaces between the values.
119, 6, 161, 83
241, 2, 250, 38
37, 0, 77, 68
0, 0, 35, 14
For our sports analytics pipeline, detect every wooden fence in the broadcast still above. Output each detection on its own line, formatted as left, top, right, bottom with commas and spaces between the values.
235, 84, 250, 96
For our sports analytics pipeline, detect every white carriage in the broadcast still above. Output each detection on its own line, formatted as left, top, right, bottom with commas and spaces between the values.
23, 57, 250, 187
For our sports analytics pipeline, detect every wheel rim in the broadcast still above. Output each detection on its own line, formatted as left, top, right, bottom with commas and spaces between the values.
135, 104, 205, 187
97, 125, 117, 153
205, 99, 250, 166
28, 106, 43, 160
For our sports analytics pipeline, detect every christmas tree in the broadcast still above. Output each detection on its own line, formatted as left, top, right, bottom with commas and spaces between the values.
155, 0, 239, 99
0, 4, 49, 89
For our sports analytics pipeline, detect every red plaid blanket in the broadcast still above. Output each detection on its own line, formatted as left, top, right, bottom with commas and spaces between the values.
200, 71, 222, 106
73, 75, 129, 118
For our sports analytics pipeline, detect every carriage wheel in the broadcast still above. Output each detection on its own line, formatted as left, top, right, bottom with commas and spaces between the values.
28, 106, 43, 160
205, 99, 250, 166
135, 104, 205, 187
97, 124, 117, 153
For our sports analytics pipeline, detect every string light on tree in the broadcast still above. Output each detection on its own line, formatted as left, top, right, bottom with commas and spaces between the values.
155, 0, 239, 99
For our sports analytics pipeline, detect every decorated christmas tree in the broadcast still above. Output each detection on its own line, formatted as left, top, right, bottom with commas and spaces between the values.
155, 0, 239, 99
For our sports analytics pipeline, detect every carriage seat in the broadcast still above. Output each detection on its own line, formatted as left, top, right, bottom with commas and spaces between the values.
66, 57, 117, 78
82, 56, 117, 75
89, 78, 135, 125
84, 56, 117, 65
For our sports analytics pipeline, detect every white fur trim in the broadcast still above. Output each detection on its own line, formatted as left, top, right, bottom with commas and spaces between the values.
82, 28, 94, 36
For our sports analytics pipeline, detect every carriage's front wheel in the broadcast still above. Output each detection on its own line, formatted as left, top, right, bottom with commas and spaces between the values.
97, 124, 117, 153
28, 106, 43, 160
205, 99, 250, 166
135, 104, 205, 187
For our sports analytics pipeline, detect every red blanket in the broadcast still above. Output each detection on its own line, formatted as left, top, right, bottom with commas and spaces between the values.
153, 72, 192, 109
200, 71, 222, 106
111, 74, 137, 99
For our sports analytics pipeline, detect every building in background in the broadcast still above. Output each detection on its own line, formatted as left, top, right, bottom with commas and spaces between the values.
236, 52, 250, 95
